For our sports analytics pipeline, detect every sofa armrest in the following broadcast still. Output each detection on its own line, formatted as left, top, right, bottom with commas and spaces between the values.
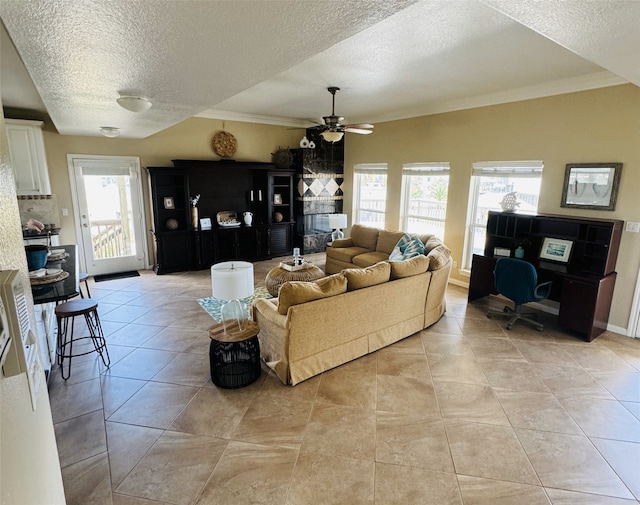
330, 238, 354, 248
253, 298, 287, 328
252, 298, 292, 384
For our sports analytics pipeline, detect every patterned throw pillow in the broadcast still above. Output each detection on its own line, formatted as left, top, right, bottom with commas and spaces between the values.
389, 233, 412, 261
403, 237, 425, 258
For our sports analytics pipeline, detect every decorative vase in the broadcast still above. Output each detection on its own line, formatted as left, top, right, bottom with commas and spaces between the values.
515, 246, 525, 259
243, 211, 253, 226
191, 206, 199, 229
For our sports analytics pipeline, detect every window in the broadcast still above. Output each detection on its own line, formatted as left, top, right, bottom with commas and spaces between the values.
400, 162, 450, 238
353, 163, 387, 227
463, 161, 543, 269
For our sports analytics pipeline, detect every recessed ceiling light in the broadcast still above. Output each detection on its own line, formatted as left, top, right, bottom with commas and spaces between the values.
116, 94, 152, 113
99, 126, 120, 137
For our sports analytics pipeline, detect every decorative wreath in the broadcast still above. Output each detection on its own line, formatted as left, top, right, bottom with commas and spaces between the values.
211, 130, 238, 157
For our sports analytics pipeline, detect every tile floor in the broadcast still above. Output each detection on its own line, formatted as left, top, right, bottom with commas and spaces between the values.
48, 254, 640, 505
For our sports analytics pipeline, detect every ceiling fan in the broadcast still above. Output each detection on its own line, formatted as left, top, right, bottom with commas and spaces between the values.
313, 87, 374, 142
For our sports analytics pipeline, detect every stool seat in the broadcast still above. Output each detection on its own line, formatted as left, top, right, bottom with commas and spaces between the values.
55, 299, 98, 317
78, 272, 91, 298
56, 297, 109, 380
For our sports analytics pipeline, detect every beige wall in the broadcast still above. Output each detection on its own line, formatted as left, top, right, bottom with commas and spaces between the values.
43, 118, 303, 247
345, 84, 640, 331
1, 110, 65, 504
35, 85, 640, 331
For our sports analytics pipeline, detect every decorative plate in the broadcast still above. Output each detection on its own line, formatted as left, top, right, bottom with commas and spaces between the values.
211, 131, 238, 157
273, 148, 293, 169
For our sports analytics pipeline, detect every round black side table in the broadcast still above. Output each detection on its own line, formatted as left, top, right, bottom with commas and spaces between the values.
208, 321, 261, 389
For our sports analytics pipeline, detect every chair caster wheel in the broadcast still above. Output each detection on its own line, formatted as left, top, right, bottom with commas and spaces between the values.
503, 307, 509, 313
536, 326, 543, 332
506, 324, 513, 330
487, 314, 492, 319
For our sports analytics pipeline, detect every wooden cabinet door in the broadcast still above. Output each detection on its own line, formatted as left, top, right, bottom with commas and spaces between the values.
155, 231, 193, 274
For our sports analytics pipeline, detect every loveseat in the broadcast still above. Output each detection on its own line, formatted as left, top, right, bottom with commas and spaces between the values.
252, 226, 452, 385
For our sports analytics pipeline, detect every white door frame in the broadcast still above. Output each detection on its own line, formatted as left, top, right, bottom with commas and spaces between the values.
67, 154, 149, 273
628, 268, 640, 338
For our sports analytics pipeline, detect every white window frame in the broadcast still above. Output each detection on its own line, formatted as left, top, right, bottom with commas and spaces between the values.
462, 161, 543, 270
400, 162, 450, 238
353, 163, 387, 227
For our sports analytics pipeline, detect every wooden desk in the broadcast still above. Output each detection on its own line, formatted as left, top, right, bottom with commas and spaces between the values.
469, 254, 615, 341
469, 211, 623, 342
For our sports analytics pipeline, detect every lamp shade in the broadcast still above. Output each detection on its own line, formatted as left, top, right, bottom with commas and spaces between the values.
117, 94, 152, 112
328, 213, 347, 229
320, 130, 344, 143
211, 261, 254, 301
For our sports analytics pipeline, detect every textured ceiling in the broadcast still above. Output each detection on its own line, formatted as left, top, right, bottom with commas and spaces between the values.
1, 0, 638, 138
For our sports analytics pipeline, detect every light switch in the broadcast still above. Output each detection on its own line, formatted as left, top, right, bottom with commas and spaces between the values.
61, 208, 69, 216
625, 222, 640, 233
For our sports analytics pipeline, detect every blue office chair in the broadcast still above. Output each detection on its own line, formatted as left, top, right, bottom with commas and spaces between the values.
486, 257, 552, 331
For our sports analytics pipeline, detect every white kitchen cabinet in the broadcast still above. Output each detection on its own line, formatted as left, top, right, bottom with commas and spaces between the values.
5, 118, 51, 195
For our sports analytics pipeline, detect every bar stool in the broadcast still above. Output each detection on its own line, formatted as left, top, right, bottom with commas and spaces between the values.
55, 299, 110, 380
79, 272, 91, 298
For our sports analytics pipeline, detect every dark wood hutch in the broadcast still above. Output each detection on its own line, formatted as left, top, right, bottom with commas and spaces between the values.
469, 210, 623, 341
147, 159, 295, 274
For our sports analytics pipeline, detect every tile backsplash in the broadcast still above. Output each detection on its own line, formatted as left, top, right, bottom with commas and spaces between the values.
17, 194, 61, 228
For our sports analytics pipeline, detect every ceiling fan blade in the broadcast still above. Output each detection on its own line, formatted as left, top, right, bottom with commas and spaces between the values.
343, 123, 374, 129
345, 127, 374, 135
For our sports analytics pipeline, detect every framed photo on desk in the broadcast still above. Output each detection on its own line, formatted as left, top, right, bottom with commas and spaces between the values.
539, 237, 573, 263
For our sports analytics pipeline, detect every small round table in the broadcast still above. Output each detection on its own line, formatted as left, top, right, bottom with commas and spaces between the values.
265, 264, 325, 297
208, 321, 261, 389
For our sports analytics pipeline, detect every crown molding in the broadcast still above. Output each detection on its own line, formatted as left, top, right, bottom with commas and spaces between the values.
195, 109, 312, 128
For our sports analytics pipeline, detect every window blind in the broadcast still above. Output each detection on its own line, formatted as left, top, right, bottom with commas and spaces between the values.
472, 161, 543, 177
403, 162, 450, 175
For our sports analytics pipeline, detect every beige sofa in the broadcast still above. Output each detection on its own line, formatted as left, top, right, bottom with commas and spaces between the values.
252, 227, 452, 385
325, 223, 448, 274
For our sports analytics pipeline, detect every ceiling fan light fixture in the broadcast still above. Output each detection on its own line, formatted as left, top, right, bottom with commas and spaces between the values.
99, 126, 120, 137
117, 94, 152, 113
320, 130, 344, 143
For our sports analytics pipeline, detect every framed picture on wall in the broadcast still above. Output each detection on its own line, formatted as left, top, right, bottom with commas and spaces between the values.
200, 217, 212, 230
561, 163, 622, 211
273, 194, 283, 205
539, 237, 573, 263
163, 196, 175, 209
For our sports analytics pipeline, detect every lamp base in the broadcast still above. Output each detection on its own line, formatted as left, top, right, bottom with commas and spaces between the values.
221, 299, 249, 334
331, 229, 344, 242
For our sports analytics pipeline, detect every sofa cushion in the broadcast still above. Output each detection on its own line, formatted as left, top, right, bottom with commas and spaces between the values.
353, 251, 389, 268
426, 243, 452, 270
350, 224, 380, 251
424, 236, 443, 253
277, 273, 347, 315
343, 261, 391, 291
390, 254, 430, 279
376, 230, 409, 254
326, 246, 370, 264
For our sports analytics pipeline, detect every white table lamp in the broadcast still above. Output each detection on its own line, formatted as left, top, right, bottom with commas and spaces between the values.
211, 261, 254, 334
329, 213, 348, 242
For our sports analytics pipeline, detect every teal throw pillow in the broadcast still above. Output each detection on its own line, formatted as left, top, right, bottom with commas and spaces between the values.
402, 237, 425, 259
389, 233, 411, 261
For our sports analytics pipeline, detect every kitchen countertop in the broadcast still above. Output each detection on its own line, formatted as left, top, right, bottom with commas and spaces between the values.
31, 244, 80, 305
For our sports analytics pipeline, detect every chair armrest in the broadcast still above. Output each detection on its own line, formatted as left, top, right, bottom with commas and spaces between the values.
534, 281, 553, 300
329, 238, 354, 248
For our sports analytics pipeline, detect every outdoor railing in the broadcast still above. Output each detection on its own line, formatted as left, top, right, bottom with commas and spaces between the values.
91, 220, 131, 259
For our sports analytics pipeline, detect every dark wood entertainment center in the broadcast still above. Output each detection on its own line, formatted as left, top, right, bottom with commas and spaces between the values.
469, 210, 623, 341
148, 159, 294, 274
